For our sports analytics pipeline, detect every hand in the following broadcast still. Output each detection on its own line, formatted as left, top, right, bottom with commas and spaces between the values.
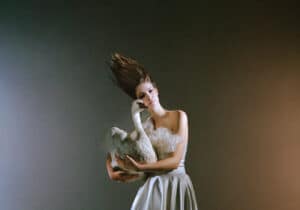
106, 153, 139, 182
115, 154, 135, 170
110, 170, 140, 183
126, 155, 145, 171
135, 99, 147, 109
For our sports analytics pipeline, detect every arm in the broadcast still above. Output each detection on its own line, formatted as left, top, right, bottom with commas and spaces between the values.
127, 110, 188, 172
106, 153, 139, 182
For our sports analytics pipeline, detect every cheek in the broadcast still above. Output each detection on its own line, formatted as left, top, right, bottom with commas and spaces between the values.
152, 91, 158, 99
142, 98, 149, 104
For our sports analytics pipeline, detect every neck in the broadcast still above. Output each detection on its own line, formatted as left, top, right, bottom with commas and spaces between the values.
148, 102, 167, 121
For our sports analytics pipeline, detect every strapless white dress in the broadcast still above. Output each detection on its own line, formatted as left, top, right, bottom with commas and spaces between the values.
130, 117, 198, 210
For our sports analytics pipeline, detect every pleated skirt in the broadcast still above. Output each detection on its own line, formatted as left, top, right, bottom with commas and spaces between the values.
131, 167, 198, 210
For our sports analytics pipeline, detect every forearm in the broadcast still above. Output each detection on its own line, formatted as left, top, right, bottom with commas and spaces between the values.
106, 154, 115, 177
140, 155, 180, 172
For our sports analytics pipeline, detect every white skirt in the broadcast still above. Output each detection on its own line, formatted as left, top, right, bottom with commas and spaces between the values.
131, 167, 198, 210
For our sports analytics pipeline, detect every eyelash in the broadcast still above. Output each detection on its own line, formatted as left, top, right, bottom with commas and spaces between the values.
139, 89, 153, 99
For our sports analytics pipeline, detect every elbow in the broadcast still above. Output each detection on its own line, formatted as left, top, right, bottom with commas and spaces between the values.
169, 164, 179, 170
108, 171, 116, 181
105, 155, 115, 180
169, 158, 181, 170
106, 166, 118, 181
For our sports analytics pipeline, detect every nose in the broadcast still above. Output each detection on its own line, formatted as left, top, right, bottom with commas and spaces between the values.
144, 93, 152, 102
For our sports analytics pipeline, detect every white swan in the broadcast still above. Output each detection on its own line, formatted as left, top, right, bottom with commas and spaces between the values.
110, 99, 157, 181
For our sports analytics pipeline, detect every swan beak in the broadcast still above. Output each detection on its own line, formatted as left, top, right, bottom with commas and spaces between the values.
137, 102, 147, 109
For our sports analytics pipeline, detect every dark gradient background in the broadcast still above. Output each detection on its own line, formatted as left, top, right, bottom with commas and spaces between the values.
1, 2, 300, 210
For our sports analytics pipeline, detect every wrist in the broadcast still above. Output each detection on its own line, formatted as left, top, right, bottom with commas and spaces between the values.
138, 163, 148, 171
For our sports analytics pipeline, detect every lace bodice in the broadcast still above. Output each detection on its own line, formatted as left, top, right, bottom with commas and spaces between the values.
142, 117, 187, 167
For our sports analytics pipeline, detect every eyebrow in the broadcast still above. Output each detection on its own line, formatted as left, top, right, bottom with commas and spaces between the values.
137, 87, 152, 98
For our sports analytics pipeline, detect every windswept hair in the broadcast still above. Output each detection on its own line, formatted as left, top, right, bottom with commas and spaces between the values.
109, 53, 156, 99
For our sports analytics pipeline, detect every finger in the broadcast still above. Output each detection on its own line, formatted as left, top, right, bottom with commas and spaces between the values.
122, 174, 139, 181
126, 155, 137, 164
116, 154, 125, 160
125, 156, 133, 165
115, 154, 122, 160
126, 158, 139, 170
116, 156, 121, 162
116, 159, 125, 168
116, 158, 122, 164
116, 170, 126, 175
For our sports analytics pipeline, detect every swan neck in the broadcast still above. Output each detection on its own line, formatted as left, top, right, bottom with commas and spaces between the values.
132, 112, 145, 134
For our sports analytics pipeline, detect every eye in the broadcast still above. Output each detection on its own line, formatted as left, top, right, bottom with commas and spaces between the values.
149, 89, 153, 93
139, 94, 145, 99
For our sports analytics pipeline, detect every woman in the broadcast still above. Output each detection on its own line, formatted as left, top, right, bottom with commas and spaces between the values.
106, 53, 198, 210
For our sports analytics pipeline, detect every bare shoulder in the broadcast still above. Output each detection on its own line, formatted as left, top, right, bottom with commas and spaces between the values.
169, 110, 188, 133
173, 110, 189, 139
176, 110, 188, 122
167, 109, 188, 123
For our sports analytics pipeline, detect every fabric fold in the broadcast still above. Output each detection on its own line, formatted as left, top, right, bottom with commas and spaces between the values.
131, 167, 198, 210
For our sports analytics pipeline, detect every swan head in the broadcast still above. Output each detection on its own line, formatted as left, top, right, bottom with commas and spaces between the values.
131, 99, 147, 114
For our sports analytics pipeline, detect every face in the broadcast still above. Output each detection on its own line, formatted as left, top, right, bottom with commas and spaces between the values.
135, 82, 159, 109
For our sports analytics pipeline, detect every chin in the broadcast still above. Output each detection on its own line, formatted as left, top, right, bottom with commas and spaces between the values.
149, 103, 157, 109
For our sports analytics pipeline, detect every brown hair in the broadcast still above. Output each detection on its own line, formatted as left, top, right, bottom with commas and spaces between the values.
109, 53, 156, 99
